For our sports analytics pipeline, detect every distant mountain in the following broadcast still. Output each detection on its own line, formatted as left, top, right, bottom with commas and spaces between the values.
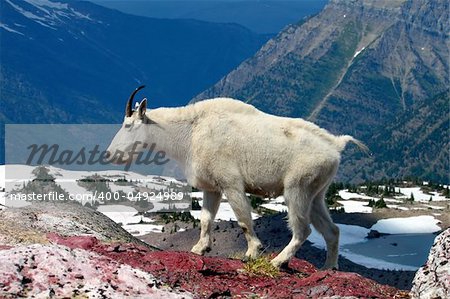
194, 0, 449, 183
0, 0, 267, 162
92, 0, 328, 34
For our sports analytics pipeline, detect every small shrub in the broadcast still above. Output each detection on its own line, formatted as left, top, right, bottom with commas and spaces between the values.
374, 197, 387, 208
250, 195, 264, 209
242, 256, 280, 278
192, 198, 202, 210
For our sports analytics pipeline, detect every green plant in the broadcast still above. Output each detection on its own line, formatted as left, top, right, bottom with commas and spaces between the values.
242, 256, 280, 278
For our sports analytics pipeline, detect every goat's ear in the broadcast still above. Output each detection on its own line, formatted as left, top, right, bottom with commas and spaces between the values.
138, 98, 147, 118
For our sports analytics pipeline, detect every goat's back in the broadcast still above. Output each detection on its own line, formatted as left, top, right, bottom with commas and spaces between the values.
185, 98, 345, 194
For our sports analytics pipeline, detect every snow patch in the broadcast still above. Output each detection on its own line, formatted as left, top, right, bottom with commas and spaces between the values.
398, 187, 447, 202
123, 223, 165, 235
190, 201, 260, 222
268, 196, 285, 204
0, 23, 24, 35
337, 200, 372, 213
6, 0, 96, 30
260, 202, 287, 212
386, 205, 409, 211
371, 216, 441, 234
6, 0, 47, 22
353, 47, 365, 58
97, 205, 141, 225
423, 204, 445, 210
308, 223, 369, 247
24, 0, 68, 10
338, 190, 377, 201
96, 204, 165, 235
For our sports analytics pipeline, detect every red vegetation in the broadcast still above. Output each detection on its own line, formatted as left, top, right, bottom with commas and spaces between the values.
47, 234, 401, 298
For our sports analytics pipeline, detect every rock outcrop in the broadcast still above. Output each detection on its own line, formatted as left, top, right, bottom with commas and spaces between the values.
0, 202, 154, 248
0, 243, 191, 299
411, 228, 450, 299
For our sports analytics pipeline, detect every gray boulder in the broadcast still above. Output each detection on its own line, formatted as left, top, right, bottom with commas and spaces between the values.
0, 201, 154, 248
411, 228, 450, 299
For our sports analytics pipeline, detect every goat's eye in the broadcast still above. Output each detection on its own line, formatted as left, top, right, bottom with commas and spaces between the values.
124, 124, 132, 129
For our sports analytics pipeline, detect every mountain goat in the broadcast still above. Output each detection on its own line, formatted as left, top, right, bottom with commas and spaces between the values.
106, 86, 369, 269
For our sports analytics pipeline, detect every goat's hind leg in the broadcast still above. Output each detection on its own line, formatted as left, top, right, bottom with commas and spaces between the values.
191, 191, 221, 255
310, 190, 340, 270
271, 186, 312, 268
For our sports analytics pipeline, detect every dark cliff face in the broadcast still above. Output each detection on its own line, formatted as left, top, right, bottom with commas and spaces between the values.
194, 0, 449, 183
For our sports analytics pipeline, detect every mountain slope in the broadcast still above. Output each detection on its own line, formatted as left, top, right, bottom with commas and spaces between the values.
194, 0, 449, 183
93, 0, 328, 34
367, 91, 449, 183
0, 0, 267, 162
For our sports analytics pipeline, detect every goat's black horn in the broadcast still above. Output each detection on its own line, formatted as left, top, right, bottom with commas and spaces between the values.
126, 85, 145, 117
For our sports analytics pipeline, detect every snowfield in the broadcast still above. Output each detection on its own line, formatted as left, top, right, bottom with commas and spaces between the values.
97, 205, 143, 225
260, 196, 288, 212
4, 164, 187, 201
397, 187, 447, 202
190, 201, 260, 222
338, 190, 377, 201
371, 215, 441, 234
337, 200, 372, 213
97, 205, 165, 234
260, 202, 288, 212
3, 0, 96, 32
336, 188, 448, 213
308, 223, 369, 247
1, 164, 190, 234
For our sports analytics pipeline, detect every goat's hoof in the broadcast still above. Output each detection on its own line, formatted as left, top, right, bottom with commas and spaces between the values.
278, 261, 290, 271
191, 250, 202, 256
191, 245, 209, 256
242, 255, 257, 263
270, 258, 287, 269
320, 265, 339, 271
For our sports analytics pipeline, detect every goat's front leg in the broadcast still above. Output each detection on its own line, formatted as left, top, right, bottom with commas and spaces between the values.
191, 191, 221, 255
224, 188, 262, 259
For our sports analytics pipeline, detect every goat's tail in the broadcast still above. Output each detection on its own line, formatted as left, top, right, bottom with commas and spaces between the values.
336, 135, 371, 156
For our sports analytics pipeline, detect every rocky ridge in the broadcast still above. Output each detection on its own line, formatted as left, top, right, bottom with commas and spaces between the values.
0, 202, 408, 298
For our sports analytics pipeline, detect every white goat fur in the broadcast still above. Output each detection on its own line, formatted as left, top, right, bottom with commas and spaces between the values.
107, 97, 368, 269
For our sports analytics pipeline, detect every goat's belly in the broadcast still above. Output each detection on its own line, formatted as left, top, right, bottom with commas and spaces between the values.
244, 183, 283, 198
